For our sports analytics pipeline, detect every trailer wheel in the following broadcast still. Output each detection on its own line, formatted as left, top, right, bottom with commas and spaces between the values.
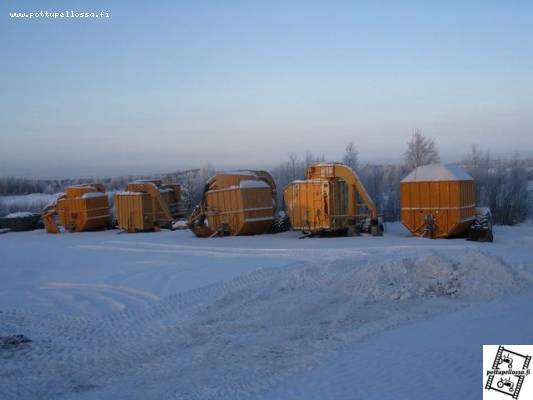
468, 207, 493, 242
270, 212, 290, 233
370, 220, 383, 237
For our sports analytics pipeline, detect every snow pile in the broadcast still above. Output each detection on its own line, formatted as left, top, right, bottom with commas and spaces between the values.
69, 184, 96, 188
216, 171, 256, 176
115, 191, 145, 196
131, 181, 159, 190
0, 249, 526, 400
172, 219, 189, 229
132, 179, 159, 184
402, 163, 473, 182
352, 251, 519, 301
0, 193, 59, 214
245, 250, 520, 304
209, 180, 271, 191
240, 180, 270, 189
4, 211, 35, 218
81, 192, 107, 199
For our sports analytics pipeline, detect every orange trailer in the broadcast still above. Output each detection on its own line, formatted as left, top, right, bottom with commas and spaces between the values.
126, 180, 183, 225
284, 163, 382, 236
114, 192, 155, 232
42, 184, 111, 233
400, 163, 488, 239
188, 171, 277, 237
114, 180, 183, 232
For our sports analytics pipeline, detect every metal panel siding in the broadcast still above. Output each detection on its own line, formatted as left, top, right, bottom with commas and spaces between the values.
126, 182, 182, 225
285, 182, 309, 230
115, 193, 154, 232
205, 186, 274, 236
332, 180, 347, 217
400, 179, 476, 238
84, 196, 111, 230
284, 180, 351, 232
287, 183, 300, 228
65, 186, 96, 198
57, 196, 110, 232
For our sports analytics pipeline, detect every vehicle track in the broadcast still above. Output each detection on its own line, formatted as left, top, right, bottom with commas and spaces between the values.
0, 250, 526, 400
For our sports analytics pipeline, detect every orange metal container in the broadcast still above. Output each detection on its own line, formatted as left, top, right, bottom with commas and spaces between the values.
204, 183, 275, 235
125, 180, 183, 228
284, 179, 349, 232
283, 163, 380, 235
400, 164, 476, 238
158, 183, 182, 219
189, 171, 277, 237
54, 184, 110, 232
114, 192, 154, 232
65, 185, 101, 198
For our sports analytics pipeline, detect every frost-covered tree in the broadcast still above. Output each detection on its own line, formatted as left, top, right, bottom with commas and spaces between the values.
465, 148, 530, 225
270, 152, 325, 210
358, 163, 407, 222
359, 164, 384, 213
487, 158, 529, 225
343, 142, 359, 171
469, 144, 484, 169
0, 199, 6, 217
404, 130, 439, 170
304, 151, 325, 169
287, 153, 300, 181
173, 164, 216, 213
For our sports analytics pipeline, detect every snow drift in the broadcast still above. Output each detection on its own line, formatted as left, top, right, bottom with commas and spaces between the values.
0, 249, 527, 400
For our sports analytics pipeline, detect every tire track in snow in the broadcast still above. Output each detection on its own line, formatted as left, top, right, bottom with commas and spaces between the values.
0, 250, 529, 400
41, 282, 160, 301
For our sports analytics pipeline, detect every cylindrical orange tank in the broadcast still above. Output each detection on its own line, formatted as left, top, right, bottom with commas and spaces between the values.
400, 164, 476, 238
189, 171, 277, 237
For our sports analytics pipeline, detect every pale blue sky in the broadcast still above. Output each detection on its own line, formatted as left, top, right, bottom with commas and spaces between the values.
1, 1, 532, 178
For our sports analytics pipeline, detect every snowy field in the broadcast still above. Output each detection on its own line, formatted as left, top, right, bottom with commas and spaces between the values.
1, 223, 533, 400
0, 193, 58, 215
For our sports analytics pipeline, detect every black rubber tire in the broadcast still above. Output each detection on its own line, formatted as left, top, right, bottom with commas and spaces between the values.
270, 212, 290, 233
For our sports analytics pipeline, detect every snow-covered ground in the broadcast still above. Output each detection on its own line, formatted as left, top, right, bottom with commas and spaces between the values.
0, 193, 58, 206
1, 223, 532, 399
0, 193, 58, 215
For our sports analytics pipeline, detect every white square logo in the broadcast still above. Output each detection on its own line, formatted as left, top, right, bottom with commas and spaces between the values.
484, 345, 532, 399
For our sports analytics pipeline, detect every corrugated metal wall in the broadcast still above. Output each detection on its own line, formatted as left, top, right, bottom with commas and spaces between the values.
115, 193, 154, 232
205, 186, 274, 235
400, 180, 475, 238
57, 196, 110, 232
284, 179, 349, 232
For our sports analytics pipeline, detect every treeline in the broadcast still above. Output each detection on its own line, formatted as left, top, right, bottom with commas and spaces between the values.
0, 176, 137, 196
0, 169, 209, 216
463, 147, 532, 225
1, 132, 532, 225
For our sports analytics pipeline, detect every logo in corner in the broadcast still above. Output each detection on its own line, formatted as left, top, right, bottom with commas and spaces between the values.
484, 345, 532, 399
